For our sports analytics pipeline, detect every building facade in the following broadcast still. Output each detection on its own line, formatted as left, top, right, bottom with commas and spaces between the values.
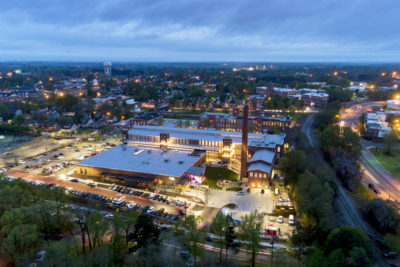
198, 112, 291, 132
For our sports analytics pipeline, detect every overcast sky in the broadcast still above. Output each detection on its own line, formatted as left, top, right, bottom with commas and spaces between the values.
1, 0, 400, 62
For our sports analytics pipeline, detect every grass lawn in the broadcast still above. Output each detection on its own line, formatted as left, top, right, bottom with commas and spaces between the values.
202, 166, 239, 189
370, 148, 400, 179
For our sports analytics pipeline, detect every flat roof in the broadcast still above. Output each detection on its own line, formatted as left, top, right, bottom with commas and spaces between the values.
128, 125, 285, 147
78, 145, 204, 177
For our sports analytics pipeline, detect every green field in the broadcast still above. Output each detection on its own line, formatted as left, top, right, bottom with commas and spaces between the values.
202, 166, 239, 189
370, 148, 400, 179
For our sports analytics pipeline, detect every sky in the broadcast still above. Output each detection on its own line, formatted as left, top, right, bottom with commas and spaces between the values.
1, 0, 400, 62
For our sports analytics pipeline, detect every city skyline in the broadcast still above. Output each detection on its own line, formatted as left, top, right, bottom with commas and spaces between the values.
1, 0, 400, 62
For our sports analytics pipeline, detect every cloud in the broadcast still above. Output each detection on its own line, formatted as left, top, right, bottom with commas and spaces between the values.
0, 0, 400, 61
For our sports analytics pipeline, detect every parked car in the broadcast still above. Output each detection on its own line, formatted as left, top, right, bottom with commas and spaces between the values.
35, 250, 47, 262
288, 215, 295, 225
278, 216, 284, 224
147, 207, 155, 214
105, 214, 114, 220
70, 178, 79, 183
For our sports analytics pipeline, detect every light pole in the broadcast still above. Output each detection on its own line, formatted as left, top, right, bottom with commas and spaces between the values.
65, 165, 69, 180
270, 235, 276, 267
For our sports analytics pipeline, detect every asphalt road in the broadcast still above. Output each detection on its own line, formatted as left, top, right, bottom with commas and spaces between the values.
338, 101, 400, 202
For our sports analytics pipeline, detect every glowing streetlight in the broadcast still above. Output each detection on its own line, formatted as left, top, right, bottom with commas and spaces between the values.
96, 92, 101, 97
59, 92, 64, 97
396, 95, 400, 100
333, 71, 338, 76
106, 112, 111, 116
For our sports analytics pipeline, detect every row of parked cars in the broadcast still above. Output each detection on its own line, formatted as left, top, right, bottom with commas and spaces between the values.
111, 185, 144, 197
143, 206, 180, 221
69, 189, 182, 223
111, 185, 191, 210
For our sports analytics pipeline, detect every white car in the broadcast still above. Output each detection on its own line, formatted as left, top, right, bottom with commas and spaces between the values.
277, 216, 284, 224
289, 215, 295, 225
105, 214, 114, 220
35, 250, 47, 262
146, 207, 155, 213
148, 193, 155, 199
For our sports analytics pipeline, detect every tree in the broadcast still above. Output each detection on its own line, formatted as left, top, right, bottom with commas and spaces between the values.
224, 217, 239, 264
211, 212, 225, 263
238, 211, 264, 267
42, 240, 78, 267
383, 130, 399, 155
325, 226, 372, 258
0, 206, 41, 264
297, 170, 335, 231
0, 103, 12, 120
109, 213, 127, 264
365, 198, 400, 233
277, 150, 306, 186
121, 213, 137, 250
358, 113, 366, 136
56, 115, 72, 127
87, 212, 109, 248
129, 214, 159, 250
56, 94, 80, 112
13, 114, 26, 125
174, 215, 207, 263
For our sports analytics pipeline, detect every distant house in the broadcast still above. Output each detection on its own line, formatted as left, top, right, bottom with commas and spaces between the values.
48, 111, 60, 121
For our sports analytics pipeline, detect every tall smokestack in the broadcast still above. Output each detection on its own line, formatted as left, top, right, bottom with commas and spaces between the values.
241, 101, 249, 179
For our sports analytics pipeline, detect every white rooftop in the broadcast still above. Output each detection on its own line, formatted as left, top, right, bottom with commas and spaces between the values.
248, 163, 272, 174
78, 145, 204, 177
249, 149, 275, 164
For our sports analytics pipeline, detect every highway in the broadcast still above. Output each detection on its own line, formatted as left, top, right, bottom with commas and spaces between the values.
338, 101, 400, 202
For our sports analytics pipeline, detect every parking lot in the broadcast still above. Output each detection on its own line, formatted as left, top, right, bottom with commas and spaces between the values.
3, 136, 296, 240
9, 140, 118, 176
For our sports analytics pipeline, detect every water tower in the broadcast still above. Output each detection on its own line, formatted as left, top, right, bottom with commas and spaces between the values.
104, 62, 112, 77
